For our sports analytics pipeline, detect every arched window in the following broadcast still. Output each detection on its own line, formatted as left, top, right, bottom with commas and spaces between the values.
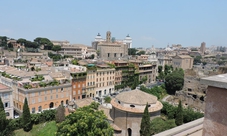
38, 106, 42, 112
49, 102, 54, 108
61, 100, 64, 106
66, 100, 69, 105
128, 128, 132, 136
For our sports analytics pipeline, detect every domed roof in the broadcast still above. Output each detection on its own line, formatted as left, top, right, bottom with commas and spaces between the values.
95, 33, 103, 41
115, 89, 157, 105
124, 34, 132, 40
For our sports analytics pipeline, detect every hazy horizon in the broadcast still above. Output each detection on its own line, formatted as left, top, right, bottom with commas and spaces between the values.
0, 0, 226, 48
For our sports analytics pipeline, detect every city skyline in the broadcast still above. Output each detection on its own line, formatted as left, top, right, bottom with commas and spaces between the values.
0, 0, 227, 48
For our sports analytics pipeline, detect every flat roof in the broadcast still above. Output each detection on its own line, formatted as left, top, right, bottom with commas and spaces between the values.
0, 83, 11, 93
200, 74, 227, 89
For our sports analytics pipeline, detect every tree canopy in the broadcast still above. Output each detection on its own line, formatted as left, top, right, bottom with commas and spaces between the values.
150, 117, 176, 135
52, 45, 61, 52
128, 48, 138, 55
34, 37, 53, 50
137, 50, 146, 55
165, 69, 184, 95
56, 102, 113, 136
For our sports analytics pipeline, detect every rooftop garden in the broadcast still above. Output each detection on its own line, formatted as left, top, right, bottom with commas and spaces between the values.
0, 71, 22, 81
23, 79, 61, 89
30, 75, 44, 82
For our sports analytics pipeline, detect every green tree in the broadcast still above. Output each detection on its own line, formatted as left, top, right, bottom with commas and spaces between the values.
165, 69, 184, 95
71, 59, 78, 65
0, 97, 7, 133
158, 66, 163, 73
104, 96, 111, 103
175, 101, 183, 126
128, 48, 138, 55
158, 71, 165, 80
52, 45, 61, 52
150, 117, 176, 134
0, 36, 8, 49
34, 37, 53, 50
183, 108, 204, 123
55, 105, 65, 123
141, 76, 148, 84
7, 42, 14, 49
17, 38, 27, 46
140, 104, 151, 136
164, 65, 172, 75
193, 56, 202, 65
137, 50, 146, 55
56, 102, 113, 136
22, 98, 32, 132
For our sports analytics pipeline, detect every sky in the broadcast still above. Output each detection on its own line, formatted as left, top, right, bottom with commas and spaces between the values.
0, 0, 227, 48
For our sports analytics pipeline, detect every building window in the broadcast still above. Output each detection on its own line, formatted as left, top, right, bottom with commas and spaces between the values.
108, 53, 110, 57
104, 90, 106, 94
73, 91, 76, 95
87, 82, 89, 86
32, 107, 35, 113
51, 95, 53, 99
38, 98, 41, 102
45, 96, 47, 101
51, 90, 52, 93
4, 102, 9, 108
61, 88, 63, 91
130, 105, 135, 108
73, 85, 76, 88
114, 53, 116, 57
56, 89, 58, 92
45, 91, 47, 94
78, 84, 80, 88
38, 106, 42, 112
39, 92, 41, 96
3, 93, 9, 99
78, 90, 80, 95
32, 99, 35, 104
56, 94, 58, 98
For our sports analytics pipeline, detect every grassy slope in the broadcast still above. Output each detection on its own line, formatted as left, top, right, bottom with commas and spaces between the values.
13, 121, 57, 136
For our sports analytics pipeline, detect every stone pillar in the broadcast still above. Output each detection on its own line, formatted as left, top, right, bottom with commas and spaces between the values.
201, 74, 227, 136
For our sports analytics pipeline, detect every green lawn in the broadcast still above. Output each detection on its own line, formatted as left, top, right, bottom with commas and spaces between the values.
13, 121, 57, 136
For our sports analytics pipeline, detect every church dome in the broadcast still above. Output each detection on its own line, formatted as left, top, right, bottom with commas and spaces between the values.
111, 89, 163, 113
124, 34, 132, 40
115, 89, 157, 105
95, 33, 103, 41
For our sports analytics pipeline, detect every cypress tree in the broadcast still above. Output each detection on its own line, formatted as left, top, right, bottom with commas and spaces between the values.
175, 100, 183, 126
55, 105, 65, 123
0, 97, 7, 132
22, 97, 32, 132
140, 103, 151, 136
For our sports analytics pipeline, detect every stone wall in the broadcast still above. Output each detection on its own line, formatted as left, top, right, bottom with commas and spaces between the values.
203, 86, 227, 136
111, 107, 160, 136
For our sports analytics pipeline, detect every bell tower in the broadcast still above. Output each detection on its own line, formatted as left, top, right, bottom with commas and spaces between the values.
106, 31, 111, 43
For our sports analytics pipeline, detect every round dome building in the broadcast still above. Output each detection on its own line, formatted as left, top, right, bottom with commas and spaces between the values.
110, 89, 163, 136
